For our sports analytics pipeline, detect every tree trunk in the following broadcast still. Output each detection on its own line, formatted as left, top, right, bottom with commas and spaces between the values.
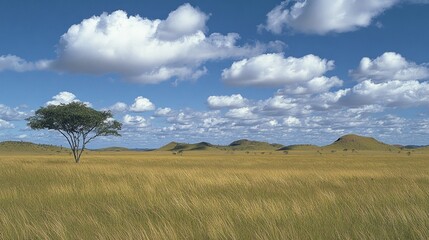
73, 149, 80, 163
74, 147, 85, 163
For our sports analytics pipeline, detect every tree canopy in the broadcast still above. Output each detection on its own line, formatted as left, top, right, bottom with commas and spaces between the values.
27, 102, 122, 163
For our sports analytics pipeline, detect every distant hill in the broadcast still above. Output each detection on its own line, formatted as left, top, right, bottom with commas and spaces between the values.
0, 141, 69, 153
158, 141, 219, 152
158, 139, 284, 152
400, 145, 429, 150
324, 134, 397, 151
225, 139, 283, 151
279, 144, 320, 151
415, 145, 429, 152
93, 147, 131, 152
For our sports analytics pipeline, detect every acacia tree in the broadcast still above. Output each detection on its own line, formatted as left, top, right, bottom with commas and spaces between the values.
27, 102, 122, 163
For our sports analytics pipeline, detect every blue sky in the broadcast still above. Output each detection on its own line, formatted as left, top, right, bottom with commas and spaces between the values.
1, 0, 429, 148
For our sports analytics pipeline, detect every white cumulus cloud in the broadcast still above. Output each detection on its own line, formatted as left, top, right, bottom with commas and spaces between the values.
222, 53, 335, 90
225, 107, 257, 119
262, 96, 297, 111
154, 108, 172, 117
283, 116, 301, 127
0, 55, 49, 72
123, 114, 149, 128
130, 96, 155, 112
350, 52, 429, 82
0, 119, 14, 129
17, 134, 28, 139
155, 4, 208, 41
0, 104, 27, 121
339, 80, 429, 107
261, 0, 398, 35
281, 76, 343, 95
49, 4, 268, 83
203, 117, 228, 128
46, 91, 92, 106
207, 94, 248, 109
108, 102, 128, 113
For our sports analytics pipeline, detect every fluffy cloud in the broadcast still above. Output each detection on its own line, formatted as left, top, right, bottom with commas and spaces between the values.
309, 89, 348, 110
339, 80, 429, 107
167, 112, 193, 125
202, 117, 228, 128
207, 94, 248, 109
261, 0, 398, 34
350, 52, 429, 82
331, 52, 429, 108
268, 119, 280, 127
283, 116, 301, 127
261, 96, 297, 111
49, 4, 268, 83
155, 4, 208, 41
108, 102, 128, 113
281, 76, 343, 95
45, 91, 92, 106
130, 96, 155, 112
17, 134, 28, 139
123, 114, 148, 128
222, 53, 335, 89
154, 108, 172, 117
0, 55, 49, 72
0, 119, 13, 129
225, 107, 257, 119
0, 104, 27, 121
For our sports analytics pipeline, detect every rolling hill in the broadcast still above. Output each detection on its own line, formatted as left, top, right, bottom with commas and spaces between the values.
226, 139, 284, 151
157, 135, 407, 152
323, 134, 397, 151
92, 147, 131, 152
158, 139, 284, 152
0, 141, 69, 153
158, 141, 220, 152
2, 134, 421, 154
278, 144, 320, 151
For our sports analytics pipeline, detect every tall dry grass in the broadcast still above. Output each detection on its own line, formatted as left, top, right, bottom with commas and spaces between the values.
0, 150, 428, 239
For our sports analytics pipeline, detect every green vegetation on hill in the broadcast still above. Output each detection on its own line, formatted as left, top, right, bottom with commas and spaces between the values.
93, 147, 131, 152
159, 139, 284, 152
158, 134, 411, 152
2, 134, 423, 154
158, 141, 219, 152
0, 141, 69, 154
227, 139, 284, 151
324, 134, 397, 151
278, 144, 320, 151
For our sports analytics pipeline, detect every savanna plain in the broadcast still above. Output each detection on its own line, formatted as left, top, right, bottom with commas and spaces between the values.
1, 148, 429, 239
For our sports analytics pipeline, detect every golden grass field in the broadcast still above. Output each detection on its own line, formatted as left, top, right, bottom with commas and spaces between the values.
0, 149, 428, 239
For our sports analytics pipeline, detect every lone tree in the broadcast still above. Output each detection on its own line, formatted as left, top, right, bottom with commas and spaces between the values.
27, 102, 122, 163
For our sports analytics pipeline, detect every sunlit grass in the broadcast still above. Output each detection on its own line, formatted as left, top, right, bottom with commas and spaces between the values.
0, 150, 428, 239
